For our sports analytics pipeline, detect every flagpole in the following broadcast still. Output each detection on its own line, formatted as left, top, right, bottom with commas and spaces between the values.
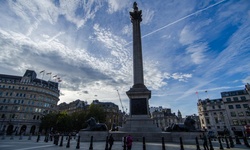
40, 70, 45, 85
205, 90, 209, 99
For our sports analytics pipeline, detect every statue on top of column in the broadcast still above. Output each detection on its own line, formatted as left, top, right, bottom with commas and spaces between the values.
133, 2, 138, 11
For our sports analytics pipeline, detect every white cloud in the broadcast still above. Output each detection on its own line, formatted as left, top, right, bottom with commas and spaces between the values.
171, 73, 192, 82
186, 43, 208, 64
141, 9, 154, 25
107, 0, 129, 14
122, 25, 131, 36
242, 76, 250, 84
179, 26, 200, 45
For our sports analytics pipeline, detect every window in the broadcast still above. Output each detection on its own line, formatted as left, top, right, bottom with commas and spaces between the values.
240, 120, 247, 125
218, 105, 221, 109
233, 97, 239, 101
1, 114, 5, 118
215, 118, 219, 123
243, 104, 249, 108
232, 119, 239, 125
226, 98, 231, 102
212, 106, 215, 109
230, 112, 236, 117
236, 104, 241, 109
238, 112, 244, 117
241, 96, 246, 100
246, 111, 250, 116
206, 118, 210, 124
228, 105, 234, 109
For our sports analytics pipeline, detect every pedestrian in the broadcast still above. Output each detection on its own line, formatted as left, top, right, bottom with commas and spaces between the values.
126, 134, 133, 150
202, 133, 209, 150
108, 134, 114, 150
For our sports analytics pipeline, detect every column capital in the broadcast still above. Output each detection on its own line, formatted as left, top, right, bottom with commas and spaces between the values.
130, 2, 142, 22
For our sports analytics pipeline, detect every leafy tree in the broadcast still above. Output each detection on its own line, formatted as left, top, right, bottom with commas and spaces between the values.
40, 113, 57, 133
86, 103, 105, 123
55, 112, 72, 132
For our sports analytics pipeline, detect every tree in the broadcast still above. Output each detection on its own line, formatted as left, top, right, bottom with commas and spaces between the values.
86, 103, 105, 123
40, 113, 57, 133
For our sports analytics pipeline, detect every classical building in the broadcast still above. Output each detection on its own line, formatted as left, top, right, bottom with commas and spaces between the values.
58, 99, 88, 114
92, 100, 121, 129
197, 84, 250, 135
150, 107, 180, 131
0, 70, 60, 135
221, 85, 250, 135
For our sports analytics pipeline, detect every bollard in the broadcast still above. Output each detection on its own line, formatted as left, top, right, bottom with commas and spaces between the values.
218, 137, 224, 150
143, 137, 146, 150
229, 136, 234, 148
1, 132, 6, 140
59, 135, 63, 147
53, 135, 56, 144
19, 133, 22, 140
225, 136, 230, 148
10, 133, 14, 140
89, 136, 93, 150
208, 137, 214, 150
162, 137, 166, 150
66, 135, 70, 148
123, 136, 126, 150
36, 134, 40, 142
235, 135, 241, 145
195, 137, 200, 150
243, 136, 250, 148
76, 136, 80, 149
105, 136, 109, 150
44, 135, 48, 142
28, 133, 31, 140
180, 137, 184, 150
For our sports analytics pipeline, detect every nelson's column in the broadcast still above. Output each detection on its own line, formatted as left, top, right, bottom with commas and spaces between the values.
120, 2, 161, 133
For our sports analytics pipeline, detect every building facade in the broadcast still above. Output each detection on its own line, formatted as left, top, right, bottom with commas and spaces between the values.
150, 107, 180, 131
197, 84, 250, 136
92, 100, 121, 129
0, 70, 60, 135
58, 99, 88, 114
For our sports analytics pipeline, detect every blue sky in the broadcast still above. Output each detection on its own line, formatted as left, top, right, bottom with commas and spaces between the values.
0, 0, 250, 116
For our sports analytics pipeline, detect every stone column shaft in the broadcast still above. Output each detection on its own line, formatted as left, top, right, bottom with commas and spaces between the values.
132, 20, 144, 85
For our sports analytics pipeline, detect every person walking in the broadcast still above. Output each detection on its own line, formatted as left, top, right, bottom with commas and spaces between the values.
126, 135, 133, 150
108, 134, 114, 150
202, 133, 209, 150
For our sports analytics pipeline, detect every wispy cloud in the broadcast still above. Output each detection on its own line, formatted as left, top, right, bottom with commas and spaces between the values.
0, 0, 249, 116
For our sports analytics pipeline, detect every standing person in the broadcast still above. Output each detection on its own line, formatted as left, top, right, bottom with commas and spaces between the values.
126, 135, 133, 150
108, 134, 114, 150
202, 133, 209, 150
